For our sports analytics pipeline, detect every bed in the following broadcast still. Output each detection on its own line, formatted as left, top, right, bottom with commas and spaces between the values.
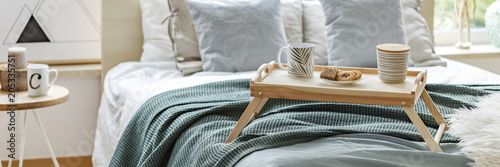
95, 0, 500, 166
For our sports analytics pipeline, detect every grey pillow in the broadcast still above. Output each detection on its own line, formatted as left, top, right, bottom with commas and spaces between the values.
319, 0, 407, 68
185, 0, 287, 72
401, 0, 446, 67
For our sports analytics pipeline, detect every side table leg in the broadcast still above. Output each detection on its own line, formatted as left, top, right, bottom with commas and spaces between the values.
225, 97, 269, 143
32, 110, 60, 167
19, 110, 28, 167
402, 106, 443, 152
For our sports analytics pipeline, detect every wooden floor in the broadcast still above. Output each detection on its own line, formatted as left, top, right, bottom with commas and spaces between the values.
1, 156, 92, 167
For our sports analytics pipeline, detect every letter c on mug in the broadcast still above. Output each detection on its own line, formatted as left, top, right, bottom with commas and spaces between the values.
30, 73, 41, 89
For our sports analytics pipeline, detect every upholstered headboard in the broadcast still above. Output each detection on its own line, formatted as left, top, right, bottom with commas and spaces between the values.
101, 0, 435, 83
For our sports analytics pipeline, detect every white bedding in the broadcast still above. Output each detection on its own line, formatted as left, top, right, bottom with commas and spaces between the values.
92, 59, 500, 167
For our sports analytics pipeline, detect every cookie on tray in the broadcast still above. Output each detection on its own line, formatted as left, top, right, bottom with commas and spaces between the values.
336, 71, 356, 81
352, 70, 363, 80
320, 67, 339, 81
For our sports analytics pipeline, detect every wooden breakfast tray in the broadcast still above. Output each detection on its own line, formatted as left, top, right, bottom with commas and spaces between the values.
225, 61, 448, 152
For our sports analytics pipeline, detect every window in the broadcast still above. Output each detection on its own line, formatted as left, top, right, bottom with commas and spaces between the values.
433, 0, 496, 46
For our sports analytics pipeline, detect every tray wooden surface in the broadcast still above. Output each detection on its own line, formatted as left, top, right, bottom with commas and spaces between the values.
250, 62, 427, 107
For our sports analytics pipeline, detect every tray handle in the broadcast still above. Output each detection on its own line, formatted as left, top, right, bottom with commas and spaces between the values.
412, 69, 427, 93
252, 61, 276, 82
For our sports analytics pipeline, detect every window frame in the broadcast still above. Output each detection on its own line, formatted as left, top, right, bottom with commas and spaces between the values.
434, 28, 491, 46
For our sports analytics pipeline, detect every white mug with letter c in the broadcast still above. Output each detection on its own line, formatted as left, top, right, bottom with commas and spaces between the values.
277, 43, 314, 78
27, 64, 58, 96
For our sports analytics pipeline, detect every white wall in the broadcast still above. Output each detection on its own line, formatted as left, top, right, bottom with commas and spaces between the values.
0, 75, 100, 164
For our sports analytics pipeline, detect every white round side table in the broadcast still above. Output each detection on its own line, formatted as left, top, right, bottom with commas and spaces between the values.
0, 85, 69, 167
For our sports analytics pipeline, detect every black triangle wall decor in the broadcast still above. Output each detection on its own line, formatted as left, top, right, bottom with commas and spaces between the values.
17, 16, 51, 43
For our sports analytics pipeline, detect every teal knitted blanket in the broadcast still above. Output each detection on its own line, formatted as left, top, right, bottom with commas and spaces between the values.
109, 79, 500, 167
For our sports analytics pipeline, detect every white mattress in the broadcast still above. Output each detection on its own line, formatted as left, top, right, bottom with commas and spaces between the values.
92, 59, 500, 167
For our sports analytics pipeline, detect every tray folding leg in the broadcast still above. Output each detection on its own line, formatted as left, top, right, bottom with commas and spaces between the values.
421, 89, 449, 130
402, 106, 443, 152
225, 97, 269, 143
401, 89, 448, 152
225, 88, 448, 153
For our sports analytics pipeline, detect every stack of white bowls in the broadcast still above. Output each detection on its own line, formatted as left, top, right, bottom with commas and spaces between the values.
376, 44, 411, 83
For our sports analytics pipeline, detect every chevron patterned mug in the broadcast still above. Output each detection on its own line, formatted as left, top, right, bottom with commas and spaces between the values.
277, 43, 315, 78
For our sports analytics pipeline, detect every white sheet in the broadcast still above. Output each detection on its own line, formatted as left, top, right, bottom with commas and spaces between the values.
92, 59, 500, 167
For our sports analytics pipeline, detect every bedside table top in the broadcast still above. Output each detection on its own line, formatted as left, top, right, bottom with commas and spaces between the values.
0, 85, 69, 110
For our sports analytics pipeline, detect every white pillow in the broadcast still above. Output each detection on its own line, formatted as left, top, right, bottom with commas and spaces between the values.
302, 0, 328, 65
139, 0, 175, 62
282, 0, 303, 44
